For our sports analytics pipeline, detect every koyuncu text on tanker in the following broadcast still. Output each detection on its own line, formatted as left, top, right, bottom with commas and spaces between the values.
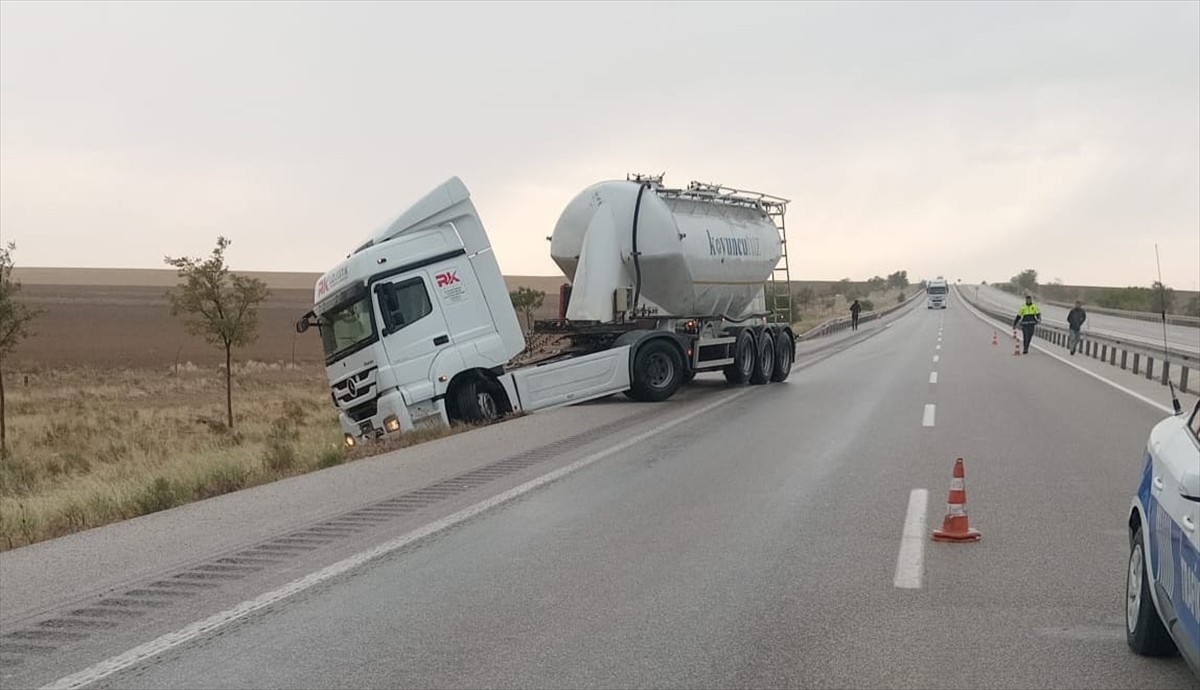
297, 175, 797, 447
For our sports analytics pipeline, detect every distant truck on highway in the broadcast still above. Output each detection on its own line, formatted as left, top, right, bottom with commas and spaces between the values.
298, 175, 796, 446
927, 276, 948, 309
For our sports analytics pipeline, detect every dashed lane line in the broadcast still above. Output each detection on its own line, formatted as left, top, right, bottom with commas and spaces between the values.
894, 489, 929, 589
922, 404, 936, 427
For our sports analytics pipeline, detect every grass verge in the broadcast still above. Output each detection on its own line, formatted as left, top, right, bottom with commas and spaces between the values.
0, 365, 463, 550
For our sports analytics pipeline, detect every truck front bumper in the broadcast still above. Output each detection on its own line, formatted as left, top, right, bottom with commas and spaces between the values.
339, 390, 449, 446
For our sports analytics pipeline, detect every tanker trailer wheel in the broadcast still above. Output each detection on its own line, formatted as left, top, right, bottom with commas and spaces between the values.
627, 339, 684, 402
454, 377, 506, 424
750, 330, 775, 385
723, 330, 756, 384
770, 330, 793, 383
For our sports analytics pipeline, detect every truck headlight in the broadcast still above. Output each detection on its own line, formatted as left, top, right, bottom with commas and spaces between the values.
384, 416, 401, 433
344, 434, 356, 448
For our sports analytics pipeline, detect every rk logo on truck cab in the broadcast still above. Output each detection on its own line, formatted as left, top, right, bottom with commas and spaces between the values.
436, 270, 461, 287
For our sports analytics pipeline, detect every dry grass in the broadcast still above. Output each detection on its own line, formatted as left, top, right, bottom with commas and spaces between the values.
0, 365, 351, 550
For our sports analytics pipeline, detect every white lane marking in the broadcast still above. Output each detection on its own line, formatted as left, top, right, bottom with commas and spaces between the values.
922, 404, 936, 427
932, 355, 939, 363
42, 389, 753, 690
894, 489, 929, 589
929, 372, 938, 384
953, 288, 1174, 415
936, 344, 941, 350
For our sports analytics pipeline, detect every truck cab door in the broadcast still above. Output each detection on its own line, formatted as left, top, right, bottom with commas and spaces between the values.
374, 273, 451, 401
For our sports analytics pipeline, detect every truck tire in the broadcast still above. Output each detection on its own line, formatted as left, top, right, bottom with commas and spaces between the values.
1126, 524, 1177, 656
454, 377, 504, 424
723, 329, 755, 384
770, 330, 793, 382
627, 339, 684, 402
750, 329, 774, 385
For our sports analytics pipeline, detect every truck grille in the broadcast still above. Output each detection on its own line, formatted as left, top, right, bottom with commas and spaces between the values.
346, 399, 377, 423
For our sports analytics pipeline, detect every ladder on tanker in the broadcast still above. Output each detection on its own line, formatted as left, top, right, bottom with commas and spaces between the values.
766, 203, 792, 324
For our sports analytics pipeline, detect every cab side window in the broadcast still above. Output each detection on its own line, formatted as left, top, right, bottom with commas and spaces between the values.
1189, 402, 1200, 441
378, 278, 432, 334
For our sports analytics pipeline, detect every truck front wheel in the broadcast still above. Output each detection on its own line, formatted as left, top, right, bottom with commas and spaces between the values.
627, 340, 684, 402
453, 378, 505, 424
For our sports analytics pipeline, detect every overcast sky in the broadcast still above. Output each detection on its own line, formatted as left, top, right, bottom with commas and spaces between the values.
1, 1, 1197, 288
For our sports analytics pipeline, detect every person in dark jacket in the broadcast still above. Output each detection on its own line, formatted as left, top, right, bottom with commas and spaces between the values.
1012, 295, 1042, 355
850, 299, 862, 331
1067, 301, 1087, 355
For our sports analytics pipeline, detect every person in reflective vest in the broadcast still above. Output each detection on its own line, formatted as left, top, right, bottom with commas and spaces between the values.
1012, 295, 1042, 355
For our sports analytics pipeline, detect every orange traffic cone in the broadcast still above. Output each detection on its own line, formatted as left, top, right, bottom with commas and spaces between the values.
1012, 331, 1021, 356
932, 458, 981, 542
992, 332, 998, 347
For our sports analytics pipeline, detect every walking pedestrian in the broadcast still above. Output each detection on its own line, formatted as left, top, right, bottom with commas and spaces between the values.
1067, 300, 1087, 355
850, 299, 862, 331
1011, 295, 1042, 355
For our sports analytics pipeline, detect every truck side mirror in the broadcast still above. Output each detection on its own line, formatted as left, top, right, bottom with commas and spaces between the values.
296, 311, 315, 334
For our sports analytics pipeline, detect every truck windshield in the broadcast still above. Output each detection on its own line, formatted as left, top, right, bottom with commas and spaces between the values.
318, 294, 377, 363
928, 286, 947, 295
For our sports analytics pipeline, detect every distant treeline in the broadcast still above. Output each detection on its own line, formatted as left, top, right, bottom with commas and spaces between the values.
991, 268, 1199, 316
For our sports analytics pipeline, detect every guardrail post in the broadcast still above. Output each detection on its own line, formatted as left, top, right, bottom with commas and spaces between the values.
1146, 357, 1154, 381
1182, 366, 1191, 394
1161, 361, 1170, 386
1101, 344, 1108, 362
1133, 353, 1140, 374
1121, 350, 1128, 370
1109, 348, 1117, 365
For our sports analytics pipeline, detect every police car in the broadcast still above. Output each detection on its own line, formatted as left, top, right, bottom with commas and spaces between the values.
1127, 399, 1200, 674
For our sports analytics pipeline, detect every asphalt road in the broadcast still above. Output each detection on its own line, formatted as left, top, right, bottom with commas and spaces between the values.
4, 295, 1197, 689
970, 284, 1199, 356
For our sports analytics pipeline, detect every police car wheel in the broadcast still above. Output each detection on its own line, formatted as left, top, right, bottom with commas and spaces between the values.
1126, 525, 1177, 656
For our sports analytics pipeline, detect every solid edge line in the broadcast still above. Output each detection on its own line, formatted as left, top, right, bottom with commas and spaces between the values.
922, 404, 936, 427
42, 388, 753, 690
953, 289, 1173, 415
894, 488, 929, 589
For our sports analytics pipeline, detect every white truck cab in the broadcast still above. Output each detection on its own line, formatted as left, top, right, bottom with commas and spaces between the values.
301, 178, 525, 441
927, 277, 948, 309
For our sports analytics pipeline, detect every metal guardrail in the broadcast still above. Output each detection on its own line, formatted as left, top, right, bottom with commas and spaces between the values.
1044, 299, 1200, 328
960, 288, 1197, 396
796, 290, 924, 341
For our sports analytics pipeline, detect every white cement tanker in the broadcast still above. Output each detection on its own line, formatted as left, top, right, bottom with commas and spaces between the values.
551, 179, 783, 322
301, 175, 796, 445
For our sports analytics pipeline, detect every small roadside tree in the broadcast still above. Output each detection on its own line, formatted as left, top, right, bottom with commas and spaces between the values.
886, 270, 909, 289
509, 286, 545, 332
165, 237, 269, 430
0, 243, 40, 455
1010, 269, 1038, 295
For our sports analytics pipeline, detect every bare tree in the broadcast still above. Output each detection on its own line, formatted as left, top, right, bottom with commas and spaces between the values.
509, 286, 545, 332
165, 237, 270, 429
0, 243, 40, 456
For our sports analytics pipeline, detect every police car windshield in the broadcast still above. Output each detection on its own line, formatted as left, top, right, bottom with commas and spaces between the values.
318, 294, 376, 364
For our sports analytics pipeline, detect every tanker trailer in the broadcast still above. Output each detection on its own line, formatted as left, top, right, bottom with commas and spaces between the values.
541, 174, 796, 400
300, 174, 795, 445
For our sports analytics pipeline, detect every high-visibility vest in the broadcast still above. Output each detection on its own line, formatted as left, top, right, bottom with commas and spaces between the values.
1017, 303, 1040, 323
